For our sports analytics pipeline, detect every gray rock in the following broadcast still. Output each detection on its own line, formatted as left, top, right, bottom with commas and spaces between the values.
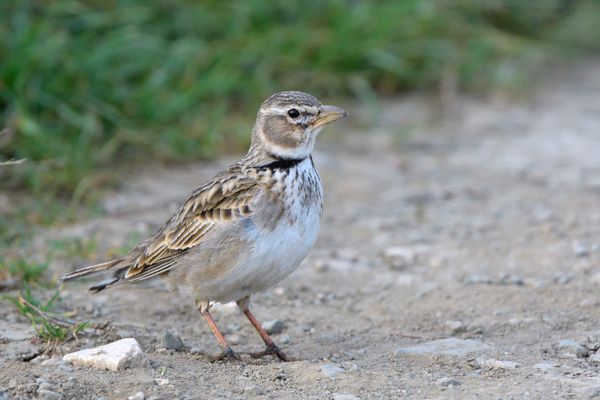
557, 339, 588, 358
162, 331, 184, 351
263, 320, 285, 335
320, 364, 345, 379
396, 338, 492, 357
436, 377, 461, 387
38, 389, 63, 400
333, 394, 361, 400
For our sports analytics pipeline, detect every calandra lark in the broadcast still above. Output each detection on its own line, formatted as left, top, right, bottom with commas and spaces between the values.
62, 91, 347, 361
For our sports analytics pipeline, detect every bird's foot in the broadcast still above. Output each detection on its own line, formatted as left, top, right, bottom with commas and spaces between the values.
249, 343, 294, 362
210, 347, 240, 362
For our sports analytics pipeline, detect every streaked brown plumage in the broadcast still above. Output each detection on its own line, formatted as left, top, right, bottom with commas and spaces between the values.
62, 91, 347, 361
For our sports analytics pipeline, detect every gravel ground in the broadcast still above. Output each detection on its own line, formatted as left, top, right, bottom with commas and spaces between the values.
2, 60, 600, 399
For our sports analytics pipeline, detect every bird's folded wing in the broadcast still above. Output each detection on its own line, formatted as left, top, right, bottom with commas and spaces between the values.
120, 171, 258, 283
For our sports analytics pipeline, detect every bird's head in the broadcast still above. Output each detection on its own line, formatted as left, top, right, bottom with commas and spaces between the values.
252, 91, 348, 160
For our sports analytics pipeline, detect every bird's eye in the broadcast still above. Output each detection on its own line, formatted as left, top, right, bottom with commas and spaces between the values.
287, 108, 300, 118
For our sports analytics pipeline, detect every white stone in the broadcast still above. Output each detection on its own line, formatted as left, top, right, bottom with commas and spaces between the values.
38, 390, 63, 400
477, 358, 519, 370
155, 378, 170, 386
589, 353, 600, 363
533, 362, 555, 371
333, 394, 361, 400
556, 339, 588, 358
63, 338, 147, 371
436, 377, 461, 387
396, 338, 492, 357
320, 364, 345, 379
128, 392, 144, 400
383, 246, 418, 269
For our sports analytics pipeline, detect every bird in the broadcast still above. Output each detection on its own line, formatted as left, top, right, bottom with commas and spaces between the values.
61, 91, 348, 361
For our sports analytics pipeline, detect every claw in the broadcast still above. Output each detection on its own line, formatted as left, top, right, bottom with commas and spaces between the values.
210, 347, 240, 362
249, 343, 294, 362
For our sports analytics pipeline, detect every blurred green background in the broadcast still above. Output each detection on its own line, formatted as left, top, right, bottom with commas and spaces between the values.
1, 0, 600, 232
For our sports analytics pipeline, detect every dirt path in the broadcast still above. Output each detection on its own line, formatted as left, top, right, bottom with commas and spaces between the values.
2, 60, 600, 399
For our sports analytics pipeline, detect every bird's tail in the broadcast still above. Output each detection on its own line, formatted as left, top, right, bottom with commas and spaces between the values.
61, 258, 124, 282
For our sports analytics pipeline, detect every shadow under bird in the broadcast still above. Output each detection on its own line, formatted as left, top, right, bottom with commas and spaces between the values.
62, 91, 348, 361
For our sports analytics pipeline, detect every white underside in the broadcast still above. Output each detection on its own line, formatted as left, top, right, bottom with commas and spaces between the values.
175, 159, 323, 304
221, 203, 321, 302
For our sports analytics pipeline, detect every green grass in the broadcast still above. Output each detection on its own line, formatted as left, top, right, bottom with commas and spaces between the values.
4, 286, 90, 347
0, 255, 49, 284
1, 0, 599, 211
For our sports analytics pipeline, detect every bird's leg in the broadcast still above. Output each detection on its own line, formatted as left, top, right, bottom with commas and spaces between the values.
196, 301, 239, 361
237, 298, 292, 362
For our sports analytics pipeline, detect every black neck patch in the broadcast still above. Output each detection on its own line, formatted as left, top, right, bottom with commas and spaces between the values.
258, 156, 305, 171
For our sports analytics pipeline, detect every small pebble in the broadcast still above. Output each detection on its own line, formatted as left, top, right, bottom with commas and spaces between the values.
37, 389, 63, 400
436, 377, 462, 387
589, 353, 600, 363
243, 385, 264, 396
445, 320, 467, 335
533, 363, 555, 372
580, 299, 599, 308
572, 240, 589, 257
155, 378, 169, 387
128, 392, 145, 400
333, 394, 361, 400
38, 381, 55, 391
557, 339, 588, 358
263, 320, 285, 335
228, 334, 240, 345
279, 334, 291, 344
320, 364, 344, 379
477, 358, 519, 370
382, 246, 418, 270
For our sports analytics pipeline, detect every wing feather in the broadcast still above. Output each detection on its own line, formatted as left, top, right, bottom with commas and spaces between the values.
120, 167, 259, 282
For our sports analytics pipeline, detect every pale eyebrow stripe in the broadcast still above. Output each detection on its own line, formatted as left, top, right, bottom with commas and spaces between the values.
264, 106, 318, 116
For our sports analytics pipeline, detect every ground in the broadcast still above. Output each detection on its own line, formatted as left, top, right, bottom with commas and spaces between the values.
2, 60, 600, 400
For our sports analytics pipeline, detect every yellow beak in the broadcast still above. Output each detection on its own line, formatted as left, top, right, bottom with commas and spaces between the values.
312, 105, 348, 129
